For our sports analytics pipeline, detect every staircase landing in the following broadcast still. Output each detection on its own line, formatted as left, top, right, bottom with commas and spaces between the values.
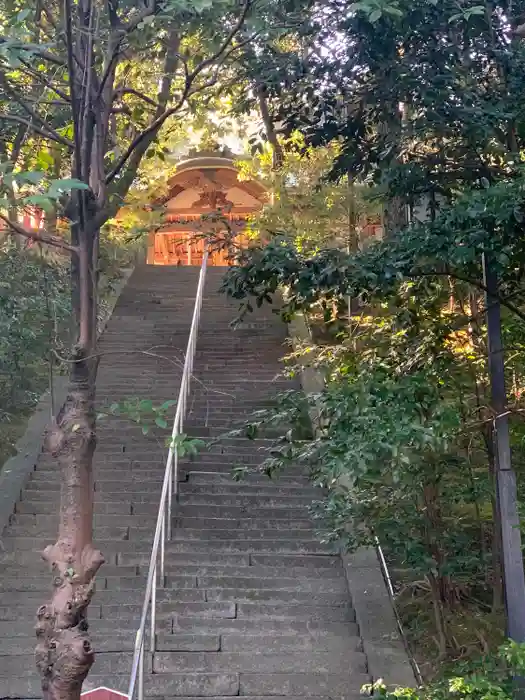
0, 266, 370, 699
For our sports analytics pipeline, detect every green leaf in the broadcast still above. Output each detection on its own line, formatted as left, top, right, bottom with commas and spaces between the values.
47, 178, 90, 196
369, 8, 382, 21
16, 170, 46, 185
142, 425, 150, 435
22, 195, 54, 213
138, 399, 154, 412
155, 416, 168, 429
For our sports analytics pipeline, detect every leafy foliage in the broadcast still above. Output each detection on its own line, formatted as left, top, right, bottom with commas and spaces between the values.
367, 641, 525, 699
98, 397, 205, 455
0, 242, 70, 416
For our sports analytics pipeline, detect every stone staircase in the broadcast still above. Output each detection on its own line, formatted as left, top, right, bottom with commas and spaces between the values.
0, 265, 369, 699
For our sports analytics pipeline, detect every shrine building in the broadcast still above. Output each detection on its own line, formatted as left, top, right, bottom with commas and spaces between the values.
146, 152, 266, 266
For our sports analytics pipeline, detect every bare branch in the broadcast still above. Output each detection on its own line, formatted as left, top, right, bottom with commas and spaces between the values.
18, 59, 71, 103
114, 86, 159, 109
0, 114, 74, 148
187, 0, 252, 79
124, 0, 158, 34
0, 74, 74, 148
0, 213, 78, 253
105, 2, 252, 185
0, 36, 64, 65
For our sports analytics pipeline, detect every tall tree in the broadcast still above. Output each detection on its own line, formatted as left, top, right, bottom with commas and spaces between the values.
222, 0, 525, 654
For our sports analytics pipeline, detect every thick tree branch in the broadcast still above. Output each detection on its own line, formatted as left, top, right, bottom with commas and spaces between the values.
257, 84, 283, 169
0, 213, 78, 253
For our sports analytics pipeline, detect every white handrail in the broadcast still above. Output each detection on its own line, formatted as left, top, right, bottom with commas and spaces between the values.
127, 249, 209, 699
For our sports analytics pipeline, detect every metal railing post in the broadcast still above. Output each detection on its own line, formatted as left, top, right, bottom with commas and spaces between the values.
138, 636, 144, 700
150, 564, 157, 654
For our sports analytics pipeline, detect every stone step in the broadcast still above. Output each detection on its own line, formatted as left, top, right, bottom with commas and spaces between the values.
15, 500, 132, 515
0, 563, 140, 579
5, 525, 132, 540
0, 618, 171, 639
219, 633, 361, 653
0, 585, 347, 608
0, 550, 344, 573
167, 540, 333, 555
152, 650, 367, 674
0, 566, 346, 593
169, 529, 322, 542
154, 562, 347, 580
18, 492, 161, 505
1, 536, 333, 557
185, 471, 308, 486
159, 696, 361, 700
178, 494, 320, 508
174, 516, 316, 530
29, 469, 166, 483
203, 588, 349, 606
238, 673, 371, 697
0, 632, 222, 656
101, 601, 237, 620
0, 589, 205, 606
0, 671, 242, 697
97, 601, 356, 625
235, 603, 356, 622
164, 505, 315, 519
179, 462, 308, 475
8, 513, 157, 529
177, 484, 322, 497
0, 573, 196, 593
196, 576, 348, 593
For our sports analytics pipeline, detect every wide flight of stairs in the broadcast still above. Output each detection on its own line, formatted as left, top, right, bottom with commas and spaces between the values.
0, 265, 369, 699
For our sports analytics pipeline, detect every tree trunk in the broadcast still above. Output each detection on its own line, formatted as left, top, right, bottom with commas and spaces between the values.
36, 358, 104, 700
427, 574, 449, 658
36, 214, 103, 699
257, 85, 284, 170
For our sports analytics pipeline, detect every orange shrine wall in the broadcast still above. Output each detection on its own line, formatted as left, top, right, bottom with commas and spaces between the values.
147, 230, 251, 267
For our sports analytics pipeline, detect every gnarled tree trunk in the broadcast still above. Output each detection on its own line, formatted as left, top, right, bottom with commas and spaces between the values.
36, 216, 103, 699
36, 359, 104, 700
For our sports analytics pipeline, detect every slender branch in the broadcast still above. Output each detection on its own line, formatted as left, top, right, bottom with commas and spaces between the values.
113, 86, 159, 108
0, 73, 75, 148
0, 213, 78, 253
18, 59, 71, 103
411, 270, 525, 323
187, 0, 251, 77
0, 36, 64, 65
124, 0, 158, 33
98, 0, 157, 99
0, 114, 73, 148
105, 4, 252, 185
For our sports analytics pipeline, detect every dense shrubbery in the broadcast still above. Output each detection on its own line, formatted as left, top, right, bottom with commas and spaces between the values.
0, 244, 71, 460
